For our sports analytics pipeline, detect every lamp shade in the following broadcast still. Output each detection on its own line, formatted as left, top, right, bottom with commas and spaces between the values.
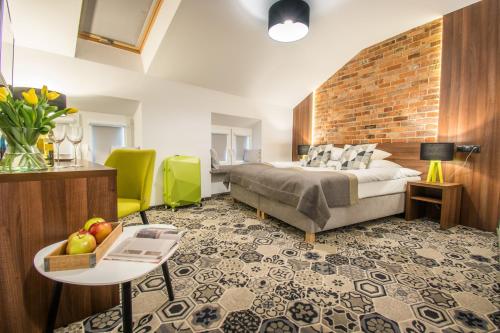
420, 143, 454, 161
268, 0, 310, 42
297, 144, 310, 156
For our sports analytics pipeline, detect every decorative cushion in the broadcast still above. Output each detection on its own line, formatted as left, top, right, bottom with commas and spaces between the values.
329, 147, 345, 161
307, 144, 332, 167
371, 149, 392, 160
340, 144, 377, 170
210, 148, 220, 169
326, 159, 342, 170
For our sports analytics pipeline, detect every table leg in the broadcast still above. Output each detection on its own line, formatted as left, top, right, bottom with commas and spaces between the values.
161, 261, 175, 301
45, 282, 63, 333
121, 282, 133, 333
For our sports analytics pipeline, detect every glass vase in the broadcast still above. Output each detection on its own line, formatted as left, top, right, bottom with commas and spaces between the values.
0, 127, 47, 172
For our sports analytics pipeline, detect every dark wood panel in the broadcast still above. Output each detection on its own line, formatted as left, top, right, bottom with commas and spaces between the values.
438, 0, 500, 231
292, 94, 313, 161
0, 166, 118, 332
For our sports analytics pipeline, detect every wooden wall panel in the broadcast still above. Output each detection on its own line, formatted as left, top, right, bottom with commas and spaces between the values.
438, 0, 499, 231
292, 94, 313, 161
0, 164, 119, 332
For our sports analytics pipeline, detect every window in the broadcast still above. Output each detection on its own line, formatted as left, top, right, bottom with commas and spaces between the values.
211, 133, 229, 163
91, 125, 125, 164
211, 126, 252, 165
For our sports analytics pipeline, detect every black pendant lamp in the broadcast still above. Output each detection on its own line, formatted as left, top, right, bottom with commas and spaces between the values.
268, 0, 310, 42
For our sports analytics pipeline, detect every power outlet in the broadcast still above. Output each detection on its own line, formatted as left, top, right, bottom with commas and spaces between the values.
456, 145, 481, 153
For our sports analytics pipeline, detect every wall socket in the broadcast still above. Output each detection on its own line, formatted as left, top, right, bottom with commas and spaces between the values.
456, 145, 481, 153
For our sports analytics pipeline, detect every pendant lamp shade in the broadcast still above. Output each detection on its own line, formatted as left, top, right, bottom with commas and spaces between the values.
268, 0, 310, 42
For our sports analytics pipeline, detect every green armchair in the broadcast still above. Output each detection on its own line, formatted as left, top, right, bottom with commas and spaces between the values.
105, 149, 156, 224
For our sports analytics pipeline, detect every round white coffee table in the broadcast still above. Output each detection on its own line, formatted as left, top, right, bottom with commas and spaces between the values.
34, 224, 179, 333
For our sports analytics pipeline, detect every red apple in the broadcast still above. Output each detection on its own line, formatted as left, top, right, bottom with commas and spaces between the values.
89, 222, 113, 244
83, 217, 106, 231
66, 230, 96, 255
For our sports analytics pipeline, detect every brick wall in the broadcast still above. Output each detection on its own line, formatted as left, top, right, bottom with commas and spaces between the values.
313, 19, 442, 144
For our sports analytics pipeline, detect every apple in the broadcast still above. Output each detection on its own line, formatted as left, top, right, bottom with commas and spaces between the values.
83, 217, 105, 231
89, 222, 113, 244
66, 230, 96, 255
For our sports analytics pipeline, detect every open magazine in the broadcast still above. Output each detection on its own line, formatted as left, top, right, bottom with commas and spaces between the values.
105, 227, 186, 263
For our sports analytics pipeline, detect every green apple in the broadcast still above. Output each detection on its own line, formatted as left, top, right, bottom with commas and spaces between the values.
83, 217, 105, 231
66, 230, 97, 255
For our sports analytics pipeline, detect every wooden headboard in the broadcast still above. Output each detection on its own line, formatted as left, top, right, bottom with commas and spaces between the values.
335, 143, 427, 176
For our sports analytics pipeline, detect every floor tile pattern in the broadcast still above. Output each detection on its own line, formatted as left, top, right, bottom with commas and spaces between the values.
55, 195, 499, 333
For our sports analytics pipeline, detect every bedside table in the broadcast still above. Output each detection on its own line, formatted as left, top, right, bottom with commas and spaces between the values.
405, 181, 462, 229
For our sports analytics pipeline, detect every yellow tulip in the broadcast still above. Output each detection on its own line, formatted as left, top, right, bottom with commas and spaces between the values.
66, 107, 78, 114
22, 88, 38, 105
0, 86, 10, 102
41, 85, 48, 97
47, 91, 60, 101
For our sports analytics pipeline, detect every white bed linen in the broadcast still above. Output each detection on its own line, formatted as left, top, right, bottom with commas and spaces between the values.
358, 176, 420, 198
268, 161, 421, 199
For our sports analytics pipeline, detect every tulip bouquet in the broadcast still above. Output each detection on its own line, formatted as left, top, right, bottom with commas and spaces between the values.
0, 86, 78, 172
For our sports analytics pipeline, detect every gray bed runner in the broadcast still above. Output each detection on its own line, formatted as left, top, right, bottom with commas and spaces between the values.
227, 163, 358, 228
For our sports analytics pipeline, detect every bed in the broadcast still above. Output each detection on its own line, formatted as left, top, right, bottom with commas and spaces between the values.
229, 143, 427, 242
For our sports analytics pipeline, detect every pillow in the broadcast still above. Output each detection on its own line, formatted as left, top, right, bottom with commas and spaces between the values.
371, 149, 392, 160
326, 159, 342, 170
243, 149, 261, 163
210, 148, 220, 169
340, 144, 377, 170
329, 147, 344, 161
368, 159, 402, 169
307, 144, 332, 167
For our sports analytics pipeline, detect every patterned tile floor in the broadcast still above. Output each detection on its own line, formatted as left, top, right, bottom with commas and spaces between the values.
56, 195, 499, 333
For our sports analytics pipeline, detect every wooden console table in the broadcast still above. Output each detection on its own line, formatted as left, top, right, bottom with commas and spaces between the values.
0, 162, 118, 332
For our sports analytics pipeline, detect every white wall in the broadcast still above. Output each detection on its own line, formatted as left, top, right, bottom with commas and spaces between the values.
14, 46, 292, 205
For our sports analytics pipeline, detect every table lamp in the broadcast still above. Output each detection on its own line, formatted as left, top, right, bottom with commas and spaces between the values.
420, 143, 454, 183
297, 144, 310, 164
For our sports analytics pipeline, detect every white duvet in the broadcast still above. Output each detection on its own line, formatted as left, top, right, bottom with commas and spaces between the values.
268, 161, 422, 199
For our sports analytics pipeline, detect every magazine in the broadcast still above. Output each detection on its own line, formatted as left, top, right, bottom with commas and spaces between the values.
105, 227, 185, 263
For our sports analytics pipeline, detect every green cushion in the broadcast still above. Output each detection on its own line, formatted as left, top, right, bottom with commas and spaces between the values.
117, 198, 141, 218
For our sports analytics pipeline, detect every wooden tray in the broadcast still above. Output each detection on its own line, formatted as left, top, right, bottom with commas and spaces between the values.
44, 222, 123, 272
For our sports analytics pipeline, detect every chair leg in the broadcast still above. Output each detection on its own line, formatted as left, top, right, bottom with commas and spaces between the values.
140, 211, 149, 224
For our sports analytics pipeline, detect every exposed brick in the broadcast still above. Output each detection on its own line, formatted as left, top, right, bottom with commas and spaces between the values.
313, 19, 441, 144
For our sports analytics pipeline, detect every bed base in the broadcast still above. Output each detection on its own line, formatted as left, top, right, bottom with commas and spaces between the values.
231, 183, 405, 243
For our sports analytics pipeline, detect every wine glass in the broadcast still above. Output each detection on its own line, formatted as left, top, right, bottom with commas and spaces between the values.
50, 125, 66, 168
66, 125, 83, 167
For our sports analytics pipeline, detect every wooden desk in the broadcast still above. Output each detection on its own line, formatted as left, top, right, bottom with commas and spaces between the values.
0, 162, 119, 332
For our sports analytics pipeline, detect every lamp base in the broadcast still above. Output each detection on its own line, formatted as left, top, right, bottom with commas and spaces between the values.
426, 160, 444, 183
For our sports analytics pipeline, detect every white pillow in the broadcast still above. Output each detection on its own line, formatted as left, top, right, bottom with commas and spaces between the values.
371, 149, 392, 160
368, 160, 402, 169
210, 148, 220, 169
326, 160, 342, 170
329, 147, 344, 161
